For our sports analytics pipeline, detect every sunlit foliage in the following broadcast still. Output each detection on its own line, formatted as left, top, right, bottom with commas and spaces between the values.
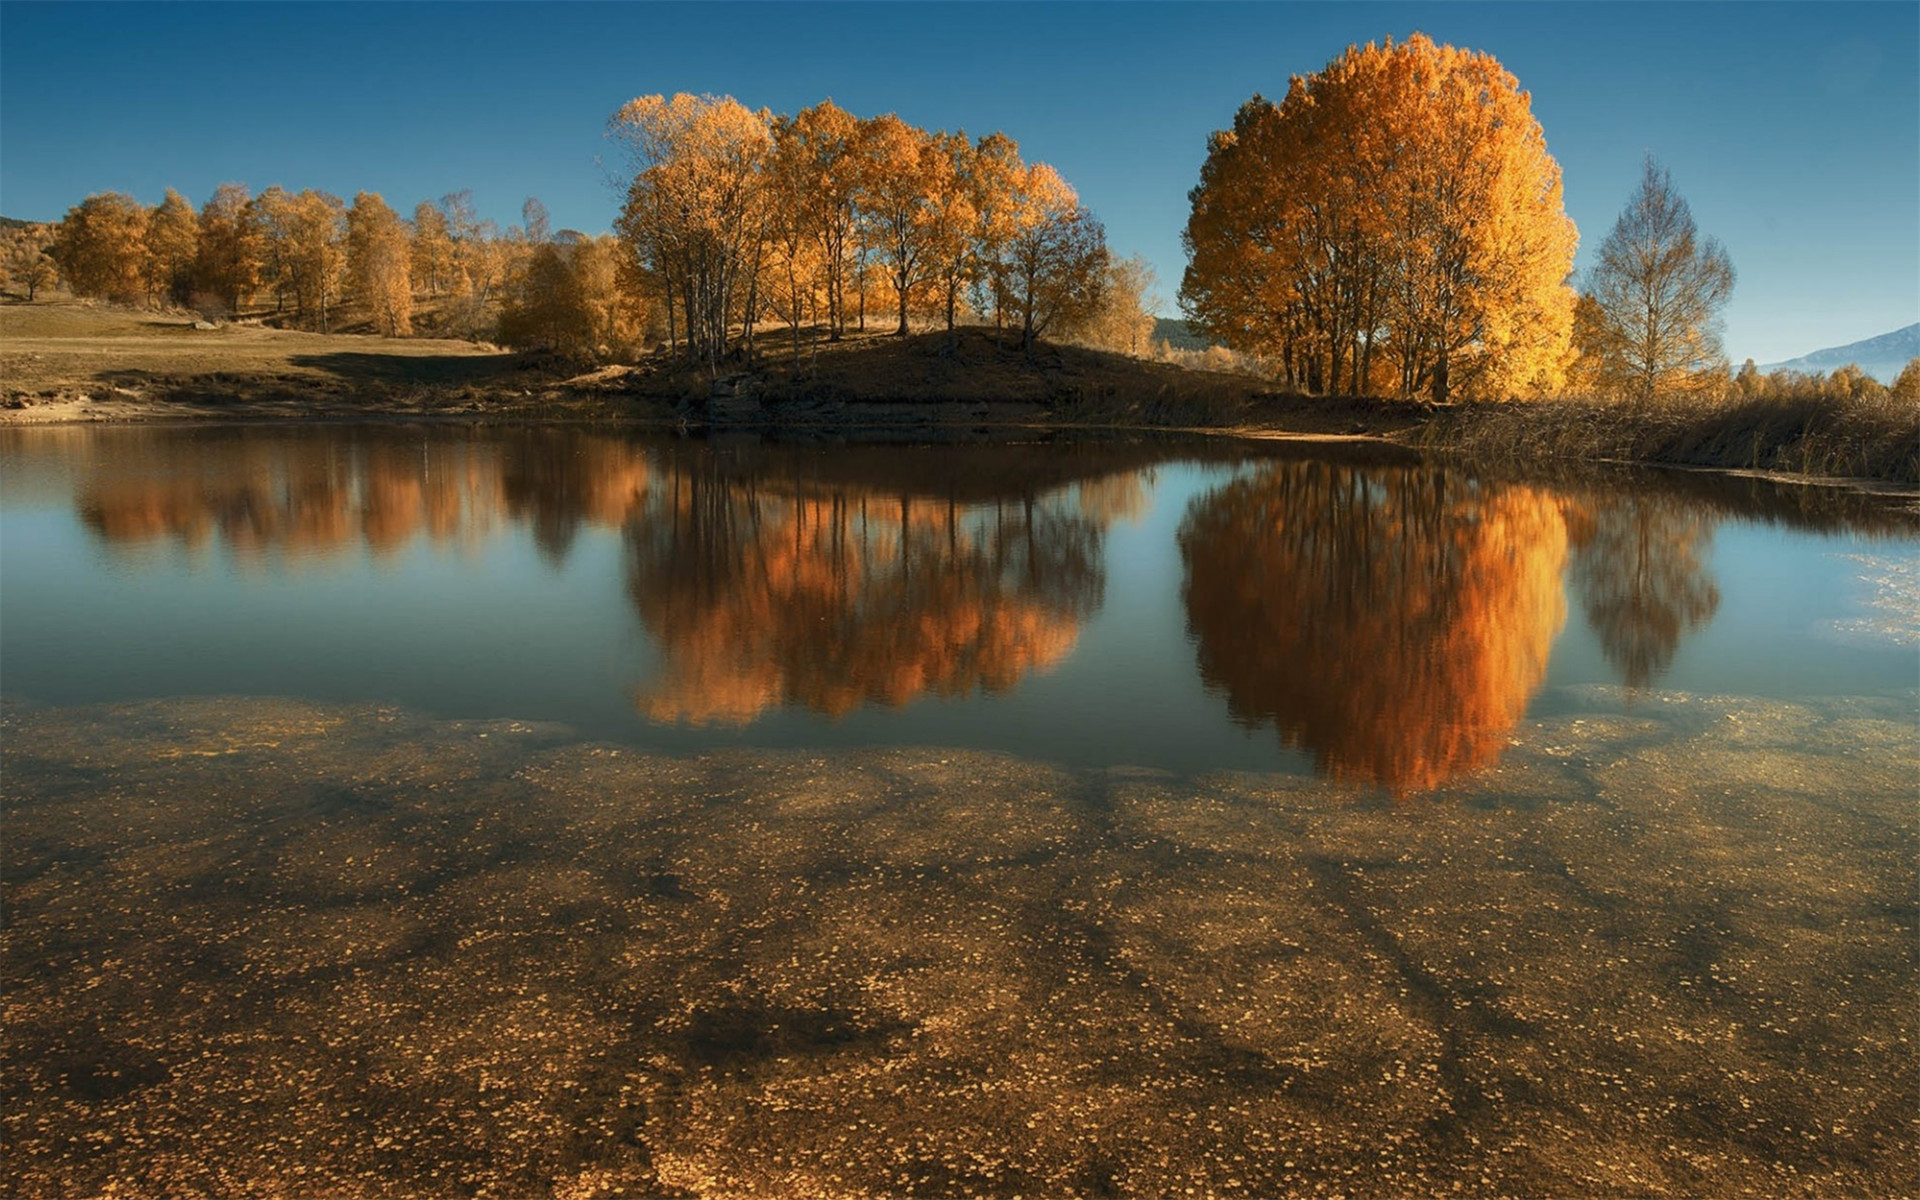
53, 192, 149, 304
346, 192, 413, 337
1181, 35, 1578, 401
1, 222, 60, 300
254, 188, 348, 332
610, 93, 1110, 367
610, 93, 774, 373
145, 189, 200, 308
498, 234, 646, 360
193, 184, 263, 316
410, 201, 455, 299
1065, 253, 1159, 357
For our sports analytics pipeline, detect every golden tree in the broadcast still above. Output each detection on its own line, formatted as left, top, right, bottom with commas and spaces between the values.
1003, 163, 1108, 354
194, 183, 262, 314
279, 190, 348, 331
410, 201, 455, 298
859, 113, 942, 336
145, 188, 200, 307
347, 192, 414, 336
498, 234, 643, 359
2, 224, 60, 300
1181, 35, 1578, 401
53, 192, 149, 304
765, 112, 831, 367
1065, 253, 1159, 357
967, 131, 1026, 331
609, 93, 772, 371
923, 131, 979, 346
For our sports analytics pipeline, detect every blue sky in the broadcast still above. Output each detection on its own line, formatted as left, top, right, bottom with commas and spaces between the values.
2, 2, 1914, 364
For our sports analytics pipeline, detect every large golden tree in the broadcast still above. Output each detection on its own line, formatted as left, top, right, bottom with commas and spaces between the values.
1181, 35, 1578, 402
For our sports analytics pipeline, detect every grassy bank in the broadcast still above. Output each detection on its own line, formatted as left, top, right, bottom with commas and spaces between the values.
1422, 388, 1920, 487
5, 300, 1913, 486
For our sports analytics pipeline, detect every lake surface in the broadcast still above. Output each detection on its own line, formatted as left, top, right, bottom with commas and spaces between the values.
3, 424, 1915, 1196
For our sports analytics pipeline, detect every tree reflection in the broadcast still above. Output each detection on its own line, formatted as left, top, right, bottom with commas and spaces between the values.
76, 431, 651, 562
626, 459, 1107, 725
1180, 463, 1568, 793
1562, 495, 1720, 690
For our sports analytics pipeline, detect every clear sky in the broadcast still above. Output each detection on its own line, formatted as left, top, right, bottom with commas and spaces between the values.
2, 2, 1914, 364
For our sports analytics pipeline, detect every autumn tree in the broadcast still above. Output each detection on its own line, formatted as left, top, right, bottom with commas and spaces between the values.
923, 131, 979, 347
53, 192, 148, 303
1181, 35, 1578, 401
257, 189, 346, 331
346, 192, 413, 336
194, 183, 262, 314
1065, 253, 1159, 356
1003, 163, 1108, 354
145, 189, 200, 307
786, 100, 864, 341
968, 131, 1026, 331
1891, 358, 1920, 404
1577, 156, 1735, 401
766, 112, 830, 366
2, 225, 60, 300
499, 234, 644, 359
609, 92, 772, 372
410, 201, 454, 297
859, 114, 944, 336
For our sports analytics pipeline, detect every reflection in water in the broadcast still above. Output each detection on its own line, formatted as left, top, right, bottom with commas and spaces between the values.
44, 425, 1859, 775
1181, 463, 1569, 793
1563, 496, 1721, 690
77, 431, 654, 561
626, 459, 1106, 724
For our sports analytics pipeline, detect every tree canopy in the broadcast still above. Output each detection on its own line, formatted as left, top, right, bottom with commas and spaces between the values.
1181, 35, 1579, 401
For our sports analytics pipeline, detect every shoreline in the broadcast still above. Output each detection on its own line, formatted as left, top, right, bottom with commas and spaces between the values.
5, 395, 1913, 500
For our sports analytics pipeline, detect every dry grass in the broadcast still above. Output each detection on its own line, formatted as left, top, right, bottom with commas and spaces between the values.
1426, 389, 1920, 486
6, 301, 1912, 486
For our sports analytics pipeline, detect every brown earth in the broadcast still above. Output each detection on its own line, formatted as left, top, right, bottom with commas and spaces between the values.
0, 300, 1421, 439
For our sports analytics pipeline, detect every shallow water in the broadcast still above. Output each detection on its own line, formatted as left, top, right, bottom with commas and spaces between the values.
2, 425, 1915, 1196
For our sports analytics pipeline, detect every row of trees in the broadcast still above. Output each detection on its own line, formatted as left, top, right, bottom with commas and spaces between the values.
29, 95, 1145, 368
38, 185, 576, 340
607, 94, 1113, 369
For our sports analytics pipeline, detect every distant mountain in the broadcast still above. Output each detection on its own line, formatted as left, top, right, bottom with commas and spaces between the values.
1760, 323, 1918, 384
0, 215, 41, 232
1152, 317, 1213, 351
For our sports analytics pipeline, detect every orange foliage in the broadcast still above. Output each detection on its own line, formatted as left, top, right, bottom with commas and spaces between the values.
1181, 35, 1577, 401
628, 476, 1101, 725
76, 434, 651, 562
1180, 463, 1568, 793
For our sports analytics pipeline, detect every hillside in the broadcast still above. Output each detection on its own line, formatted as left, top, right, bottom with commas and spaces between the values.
0, 300, 1419, 438
1761, 323, 1918, 383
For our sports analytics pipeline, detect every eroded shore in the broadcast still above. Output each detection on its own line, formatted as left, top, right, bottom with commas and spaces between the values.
4, 688, 1914, 1198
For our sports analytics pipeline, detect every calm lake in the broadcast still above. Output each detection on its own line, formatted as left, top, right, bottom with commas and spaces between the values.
3, 424, 1915, 1196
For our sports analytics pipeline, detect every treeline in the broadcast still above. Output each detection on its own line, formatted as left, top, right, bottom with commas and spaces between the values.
13, 94, 1155, 366
607, 94, 1117, 370
23, 185, 637, 351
